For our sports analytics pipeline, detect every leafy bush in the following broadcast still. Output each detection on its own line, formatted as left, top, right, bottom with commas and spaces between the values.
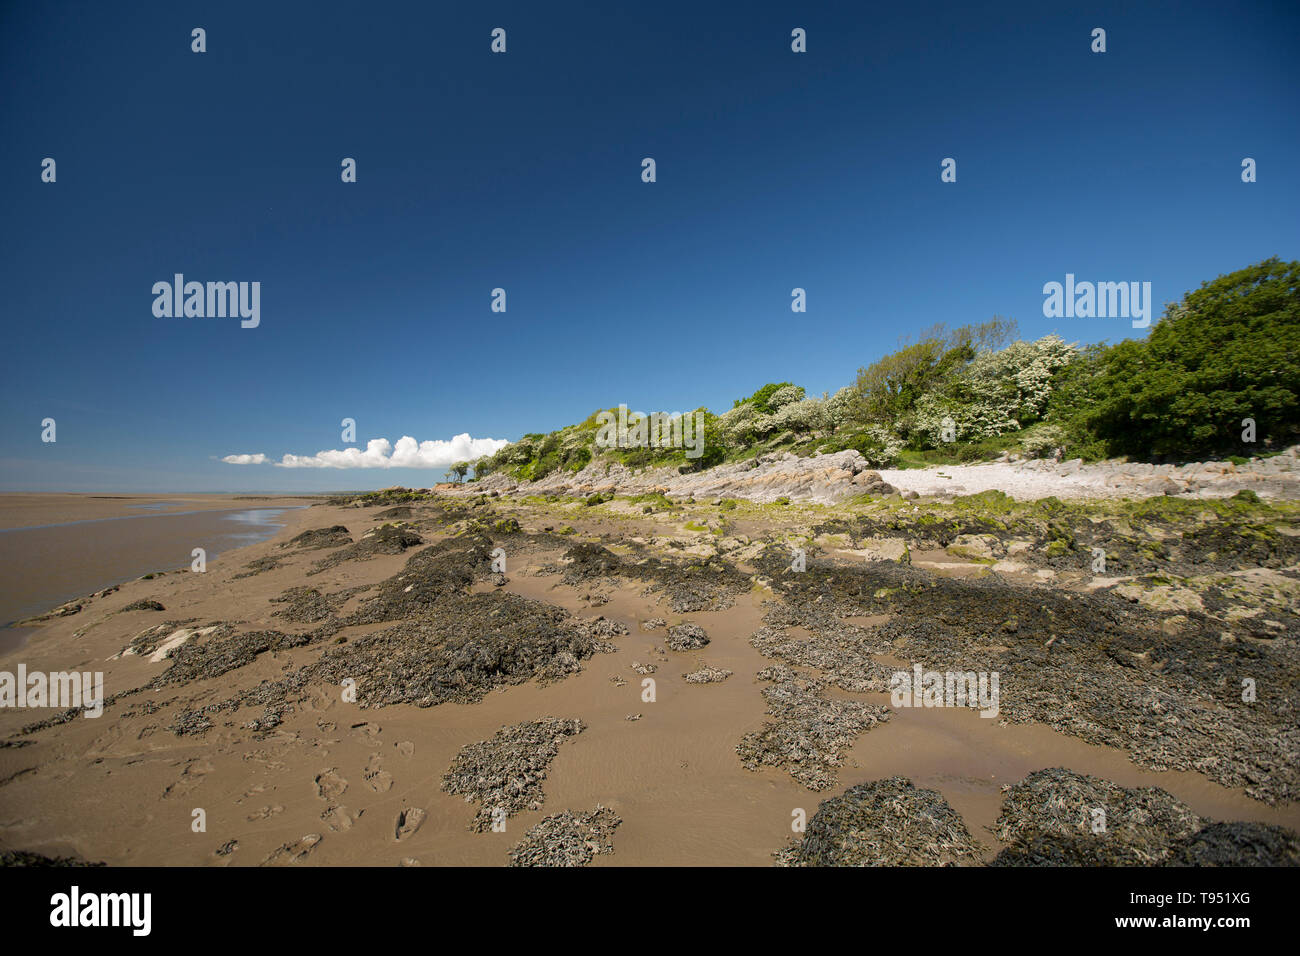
1089, 258, 1299, 459
847, 425, 904, 467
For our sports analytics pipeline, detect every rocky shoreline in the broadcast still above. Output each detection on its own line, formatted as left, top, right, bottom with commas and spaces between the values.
442, 446, 1300, 506
1, 477, 1297, 866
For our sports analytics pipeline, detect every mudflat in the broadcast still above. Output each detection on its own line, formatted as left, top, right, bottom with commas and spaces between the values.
1, 488, 1296, 867
0, 494, 320, 531
0, 495, 317, 655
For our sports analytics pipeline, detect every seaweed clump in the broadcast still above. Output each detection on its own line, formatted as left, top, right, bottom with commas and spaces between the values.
775, 776, 984, 866
508, 806, 621, 867
441, 718, 586, 831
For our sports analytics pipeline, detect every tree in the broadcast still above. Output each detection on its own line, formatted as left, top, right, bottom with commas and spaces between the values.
1089, 258, 1300, 459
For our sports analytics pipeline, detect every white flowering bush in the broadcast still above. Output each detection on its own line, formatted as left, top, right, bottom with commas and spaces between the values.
824, 386, 858, 432
1020, 422, 1066, 458
912, 335, 1076, 446
716, 402, 763, 444
911, 393, 989, 445
766, 384, 806, 410
857, 424, 903, 466
770, 396, 827, 433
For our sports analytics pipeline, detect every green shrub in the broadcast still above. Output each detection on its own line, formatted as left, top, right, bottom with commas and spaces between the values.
1089, 258, 1300, 459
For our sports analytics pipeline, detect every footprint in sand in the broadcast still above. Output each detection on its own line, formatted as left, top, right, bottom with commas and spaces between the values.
86, 724, 124, 755
395, 741, 414, 758
162, 758, 215, 799
239, 783, 267, 801
314, 769, 348, 801
364, 753, 393, 793
261, 833, 322, 865
351, 722, 381, 740
245, 805, 285, 822
395, 807, 426, 841
321, 804, 361, 832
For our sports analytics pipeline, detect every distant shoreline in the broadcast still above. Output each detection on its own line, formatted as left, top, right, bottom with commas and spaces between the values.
0, 499, 316, 654
0, 493, 324, 532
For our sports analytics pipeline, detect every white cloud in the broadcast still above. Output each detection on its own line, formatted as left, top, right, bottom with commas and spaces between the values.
219, 434, 510, 470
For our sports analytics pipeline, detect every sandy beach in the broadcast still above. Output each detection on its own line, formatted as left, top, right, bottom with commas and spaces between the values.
1, 484, 1296, 866
0, 494, 320, 532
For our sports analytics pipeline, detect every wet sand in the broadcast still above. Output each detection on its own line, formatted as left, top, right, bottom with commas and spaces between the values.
0, 495, 315, 653
0, 493, 319, 531
0, 494, 1296, 866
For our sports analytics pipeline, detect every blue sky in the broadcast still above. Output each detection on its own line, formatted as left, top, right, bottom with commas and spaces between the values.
1, 0, 1296, 492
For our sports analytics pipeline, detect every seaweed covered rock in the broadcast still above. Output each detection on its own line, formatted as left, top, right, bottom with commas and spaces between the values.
991, 810, 1300, 867
121, 599, 165, 612
792, 554, 1300, 805
1164, 821, 1300, 867
0, 850, 106, 867
283, 525, 352, 550
233, 556, 282, 579
308, 524, 423, 573
683, 665, 732, 683
568, 616, 629, 640
560, 543, 622, 584
989, 831, 1152, 866
441, 718, 586, 831
644, 559, 745, 612
345, 534, 492, 624
270, 586, 347, 624
738, 665, 890, 790
666, 622, 709, 651
992, 768, 1202, 865
508, 806, 621, 867
776, 776, 984, 866
318, 592, 616, 708
151, 628, 314, 688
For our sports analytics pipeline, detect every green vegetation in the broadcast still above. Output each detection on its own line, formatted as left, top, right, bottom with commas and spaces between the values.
471, 259, 1297, 481
1088, 257, 1299, 459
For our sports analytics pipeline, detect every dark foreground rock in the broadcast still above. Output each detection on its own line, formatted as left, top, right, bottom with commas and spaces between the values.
775, 776, 984, 866
308, 523, 423, 574
283, 525, 352, 550
0, 850, 105, 867
120, 599, 165, 612
1164, 821, 1300, 866
991, 767, 1202, 865
990, 769, 1300, 866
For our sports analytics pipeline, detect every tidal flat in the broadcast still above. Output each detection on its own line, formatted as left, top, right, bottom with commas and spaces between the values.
1, 486, 1296, 866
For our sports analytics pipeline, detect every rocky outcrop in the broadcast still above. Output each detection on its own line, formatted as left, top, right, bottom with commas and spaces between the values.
451, 450, 899, 505
447, 445, 1300, 504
